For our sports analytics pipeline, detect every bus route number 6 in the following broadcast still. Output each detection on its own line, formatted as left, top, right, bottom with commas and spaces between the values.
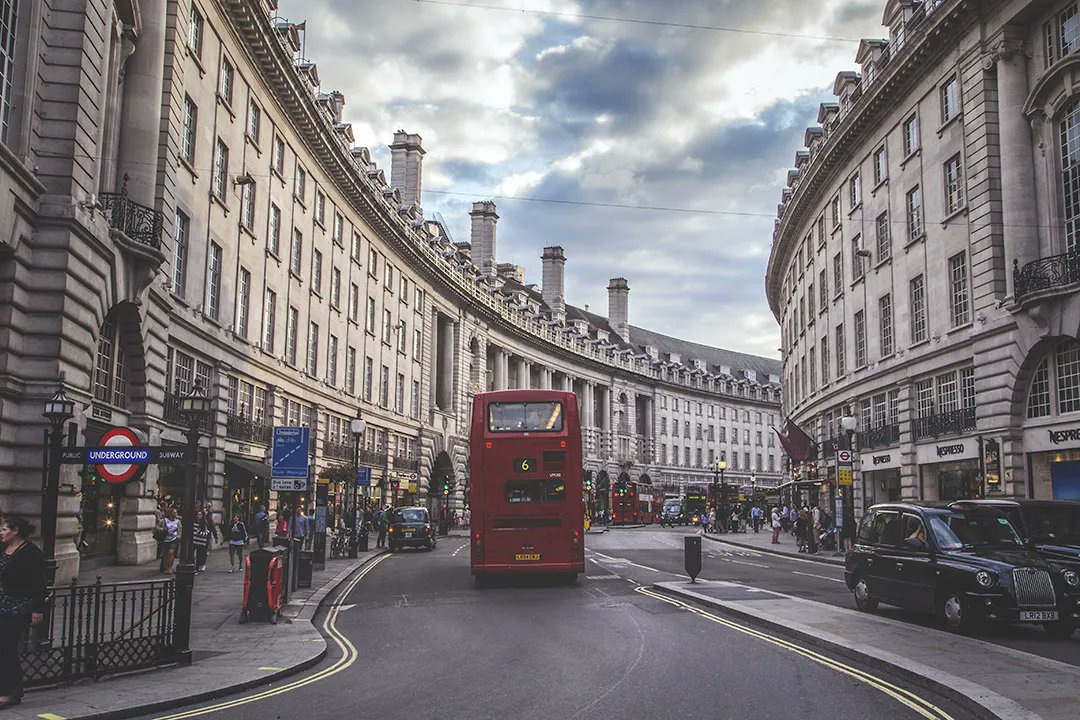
514, 458, 536, 473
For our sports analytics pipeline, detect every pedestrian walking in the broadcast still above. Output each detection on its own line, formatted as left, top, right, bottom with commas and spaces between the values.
227, 513, 249, 573
795, 509, 808, 552
192, 510, 211, 572
161, 508, 180, 573
462, 507, 471, 529
254, 505, 269, 549
781, 504, 791, 533
292, 509, 307, 550
0, 516, 47, 709
376, 507, 389, 548
771, 506, 782, 544
841, 505, 857, 554
202, 502, 220, 546
751, 505, 763, 533
807, 505, 819, 554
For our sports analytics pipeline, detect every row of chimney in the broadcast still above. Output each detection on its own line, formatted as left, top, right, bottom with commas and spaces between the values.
389, 131, 630, 343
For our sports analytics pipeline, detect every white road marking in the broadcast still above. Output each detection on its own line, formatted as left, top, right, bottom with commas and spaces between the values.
793, 570, 845, 583
451, 543, 469, 557
730, 560, 770, 568
337, 604, 356, 611
586, 575, 621, 580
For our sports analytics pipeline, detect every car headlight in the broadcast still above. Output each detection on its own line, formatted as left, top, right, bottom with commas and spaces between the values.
976, 571, 994, 588
1064, 570, 1080, 587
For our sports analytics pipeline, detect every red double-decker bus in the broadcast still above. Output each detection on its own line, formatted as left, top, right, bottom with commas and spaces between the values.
612, 481, 663, 525
470, 390, 585, 580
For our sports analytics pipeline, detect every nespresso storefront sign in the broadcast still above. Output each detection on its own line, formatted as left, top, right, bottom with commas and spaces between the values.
1049, 428, 1080, 445
1023, 424, 1080, 452
860, 450, 900, 470
916, 438, 978, 465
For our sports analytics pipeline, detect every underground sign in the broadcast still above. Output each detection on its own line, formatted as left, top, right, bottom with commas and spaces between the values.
89, 427, 149, 484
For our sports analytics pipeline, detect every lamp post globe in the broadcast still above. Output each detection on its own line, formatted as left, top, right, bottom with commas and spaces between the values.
348, 415, 366, 558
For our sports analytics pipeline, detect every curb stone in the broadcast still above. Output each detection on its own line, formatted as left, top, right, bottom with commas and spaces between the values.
702, 532, 845, 566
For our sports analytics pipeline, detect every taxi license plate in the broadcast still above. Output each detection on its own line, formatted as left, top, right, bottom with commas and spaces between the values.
1020, 610, 1058, 622
515, 553, 541, 561
404, 533, 413, 538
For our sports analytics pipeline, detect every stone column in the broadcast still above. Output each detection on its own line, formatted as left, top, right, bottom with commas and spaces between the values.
439, 318, 455, 410
430, 313, 441, 406
116, 0, 167, 205
585, 382, 595, 428
997, 41, 1038, 296
494, 349, 508, 390
601, 386, 612, 458
541, 369, 552, 390
518, 359, 530, 390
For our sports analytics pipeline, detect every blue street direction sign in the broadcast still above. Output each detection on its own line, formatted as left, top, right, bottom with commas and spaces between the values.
356, 466, 372, 487
272, 426, 310, 479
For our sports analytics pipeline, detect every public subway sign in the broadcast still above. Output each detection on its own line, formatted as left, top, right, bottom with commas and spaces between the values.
93, 427, 147, 484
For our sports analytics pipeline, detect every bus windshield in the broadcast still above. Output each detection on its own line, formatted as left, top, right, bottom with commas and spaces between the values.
488, 402, 564, 433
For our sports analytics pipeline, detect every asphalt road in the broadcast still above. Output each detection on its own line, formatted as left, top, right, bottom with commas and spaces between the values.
135, 528, 972, 720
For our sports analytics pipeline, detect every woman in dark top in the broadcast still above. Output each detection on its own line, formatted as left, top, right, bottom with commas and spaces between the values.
0, 515, 47, 708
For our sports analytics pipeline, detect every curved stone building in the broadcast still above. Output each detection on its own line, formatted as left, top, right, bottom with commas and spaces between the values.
0, 0, 780, 577
767, 0, 1080, 513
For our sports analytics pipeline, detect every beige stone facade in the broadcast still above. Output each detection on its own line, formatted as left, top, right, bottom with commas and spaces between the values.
767, 0, 1080, 513
0, 0, 780, 578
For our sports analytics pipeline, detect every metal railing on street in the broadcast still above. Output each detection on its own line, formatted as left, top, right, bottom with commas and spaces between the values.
21, 577, 177, 687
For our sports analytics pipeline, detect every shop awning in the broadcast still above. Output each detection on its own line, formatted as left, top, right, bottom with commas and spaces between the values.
225, 455, 272, 479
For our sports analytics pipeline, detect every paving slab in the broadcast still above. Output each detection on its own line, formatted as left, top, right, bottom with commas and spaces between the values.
657, 579, 1080, 720
14, 543, 385, 720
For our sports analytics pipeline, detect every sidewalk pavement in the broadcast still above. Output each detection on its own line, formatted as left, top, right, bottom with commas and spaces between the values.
703, 527, 845, 566
657, 579, 1079, 720
13, 539, 385, 720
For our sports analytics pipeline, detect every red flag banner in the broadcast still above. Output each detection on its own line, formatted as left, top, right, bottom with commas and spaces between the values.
774, 418, 817, 462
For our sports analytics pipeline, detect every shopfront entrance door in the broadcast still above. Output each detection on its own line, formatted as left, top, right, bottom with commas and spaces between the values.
1050, 460, 1080, 500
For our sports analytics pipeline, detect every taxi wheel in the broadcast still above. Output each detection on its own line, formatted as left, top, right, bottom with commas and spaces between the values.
941, 591, 973, 633
1043, 620, 1077, 639
853, 576, 877, 613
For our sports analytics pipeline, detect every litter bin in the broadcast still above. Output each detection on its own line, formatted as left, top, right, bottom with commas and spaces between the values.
359, 529, 369, 552
240, 546, 285, 624
297, 549, 314, 589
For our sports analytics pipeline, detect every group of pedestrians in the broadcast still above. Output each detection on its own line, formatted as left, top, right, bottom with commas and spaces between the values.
154, 500, 252, 574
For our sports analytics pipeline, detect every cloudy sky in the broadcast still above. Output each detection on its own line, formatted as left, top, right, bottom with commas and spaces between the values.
280, 0, 886, 359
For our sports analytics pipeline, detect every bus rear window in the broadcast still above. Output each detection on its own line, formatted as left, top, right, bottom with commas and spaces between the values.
488, 402, 563, 433
505, 479, 565, 503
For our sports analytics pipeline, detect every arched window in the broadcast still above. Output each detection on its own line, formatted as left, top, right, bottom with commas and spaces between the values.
1027, 339, 1080, 417
1060, 100, 1080, 252
94, 316, 128, 406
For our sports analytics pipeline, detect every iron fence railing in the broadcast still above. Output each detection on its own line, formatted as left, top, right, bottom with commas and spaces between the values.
322, 440, 353, 461
357, 448, 388, 467
1014, 253, 1080, 301
225, 413, 273, 444
21, 577, 177, 688
857, 423, 900, 449
393, 456, 419, 471
99, 190, 165, 250
913, 406, 976, 441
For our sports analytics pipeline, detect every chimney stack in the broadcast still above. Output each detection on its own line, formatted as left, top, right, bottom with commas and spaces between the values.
470, 201, 499, 278
390, 130, 425, 212
541, 246, 566, 322
607, 278, 630, 342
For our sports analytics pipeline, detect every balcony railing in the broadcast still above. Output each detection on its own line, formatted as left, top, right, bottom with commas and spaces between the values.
913, 406, 976, 441
99, 189, 165, 250
1014, 253, 1080, 302
857, 423, 900, 450
394, 456, 419, 471
226, 413, 273, 445
163, 393, 183, 426
319, 439, 351, 461
357, 448, 388, 467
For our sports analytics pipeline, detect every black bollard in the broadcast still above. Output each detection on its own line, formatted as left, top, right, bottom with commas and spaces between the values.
684, 535, 702, 583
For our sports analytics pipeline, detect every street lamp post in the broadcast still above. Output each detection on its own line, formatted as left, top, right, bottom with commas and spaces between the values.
175, 381, 212, 666
349, 414, 366, 559
41, 387, 75, 644
838, 414, 858, 555
715, 457, 728, 533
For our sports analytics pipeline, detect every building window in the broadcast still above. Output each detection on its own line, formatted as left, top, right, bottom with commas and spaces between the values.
382, 309, 392, 344
875, 212, 890, 261
413, 328, 422, 360
816, 215, 826, 247
906, 185, 923, 241
368, 247, 379, 277
879, 293, 893, 357
219, 57, 234, 105
941, 75, 959, 124
873, 145, 887, 185
315, 190, 325, 226
295, 166, 307, 202
331, 267, 341, 309
172, 211, 189, 298
307, 322, 319, 376
1046, 4, 1079, 67
903, 114, 919, 156
948, 251, 970, 326
206, 242, 222, 320
848, 172, 861, 208
94, 317, 128, 407
384, 262, 394, 290
830, 195, 841, 228
269, 204, 281, 256
854, 310, 867, 368
272, 135, 285, 175
213, 139, 228, 200
819, 268, 827, 308
1060, 100, 1080, 252
181, 95, 197, 164
246, 99, 261, 141
910, 274, 927, 344
807, 282, 815, 317
1029, 357, 1052, 418
397, 320, 407, 353
263, 289, 276, 352
366, 297, 376, 333
832, 252, 843, 296
236, 266, 251, 338
286, 306, 299, 366
821, 335, 830, 384
328, 334, 338, 386
241, 182, 256, 230
809, 347, 816, 391
312, 247, 323, 294
836, 322, 846, 376
400, 274, 409, 301
290, 229, 303, 276
944, 153, 965, 213
351, 232, 362, 262
851, 235, 865, 281
364, 356, 373, 402
379, 365, 390, 408
188, 4, 204, 59
396, 373, 406, 413
346, 346, 357, 395
1058, 340, 1080, 413
333, 212, 344, 246
349, 283, 359, 321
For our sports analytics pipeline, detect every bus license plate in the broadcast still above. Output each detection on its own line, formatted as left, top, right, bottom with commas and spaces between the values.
1020, 610, 1057, 622
515, 553, 541, 561
404, 533, 413, 538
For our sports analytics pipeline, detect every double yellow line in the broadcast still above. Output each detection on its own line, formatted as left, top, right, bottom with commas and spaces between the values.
151, 554, 392, 720
635, 586, 955, 720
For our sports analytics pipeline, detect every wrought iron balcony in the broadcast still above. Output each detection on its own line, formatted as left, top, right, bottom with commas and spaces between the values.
225, 413, 273, 445
913, 406, 976, 441
357, 448, 388, 467
1014, 253, 1080, 302
394, 456, 419, 471
99, 189, 165, 250
322, 439, 353, 461
857, 423, 900, 450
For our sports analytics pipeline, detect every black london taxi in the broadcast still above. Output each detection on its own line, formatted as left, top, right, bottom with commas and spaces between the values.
845, 503, 1080, 637
387, 506, 437, 552
948, 499, 1080, 574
